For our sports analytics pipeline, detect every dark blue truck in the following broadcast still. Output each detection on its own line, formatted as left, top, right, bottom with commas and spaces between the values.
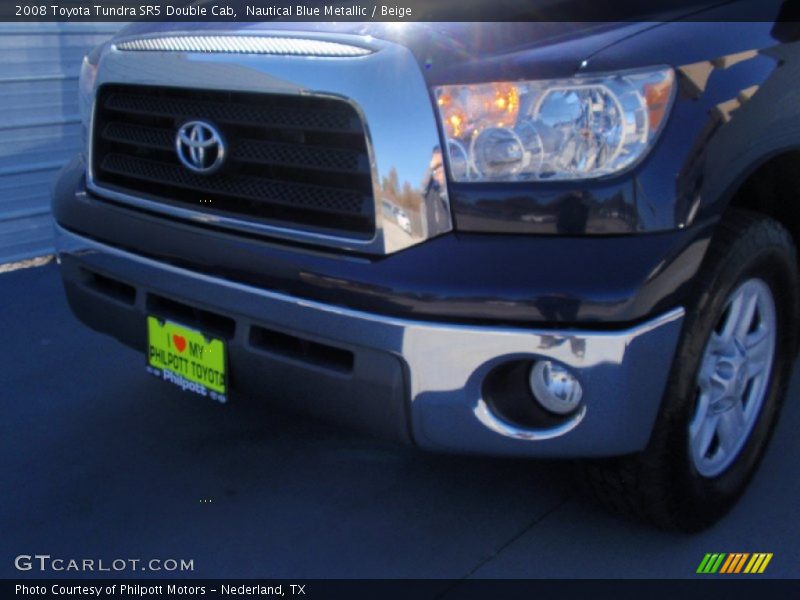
52, 4, 800, 529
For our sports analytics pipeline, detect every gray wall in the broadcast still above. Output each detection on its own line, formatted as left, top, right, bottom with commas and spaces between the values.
0, 23, 121, 263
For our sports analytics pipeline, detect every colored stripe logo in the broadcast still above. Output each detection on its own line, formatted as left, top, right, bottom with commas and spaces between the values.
697, 553, 772, 574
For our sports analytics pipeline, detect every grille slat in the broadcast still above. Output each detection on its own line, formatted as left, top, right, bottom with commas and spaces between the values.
235, 138, 367, 174
102, 122, 174, 150
103, 91, 362, 134
101, 121, 369, 175
101, 154, 368, 215
91, 85, 376, 238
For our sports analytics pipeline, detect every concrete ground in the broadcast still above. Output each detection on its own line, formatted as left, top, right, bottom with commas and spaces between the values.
2, 263, 799, 580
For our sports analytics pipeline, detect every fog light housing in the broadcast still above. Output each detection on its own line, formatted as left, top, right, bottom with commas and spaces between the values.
529, 361, 583, 415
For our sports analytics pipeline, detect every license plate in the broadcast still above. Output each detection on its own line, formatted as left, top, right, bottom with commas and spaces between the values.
146, 316, 227, 403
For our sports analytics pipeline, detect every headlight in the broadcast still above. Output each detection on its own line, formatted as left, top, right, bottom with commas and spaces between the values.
434, 67, 675, 182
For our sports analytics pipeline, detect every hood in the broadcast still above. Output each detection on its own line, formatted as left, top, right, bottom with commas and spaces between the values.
114, 2, 725, 84
114, 21, 659, 83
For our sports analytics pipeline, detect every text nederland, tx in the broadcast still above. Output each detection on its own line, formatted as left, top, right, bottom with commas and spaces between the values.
15, 584, 306, 596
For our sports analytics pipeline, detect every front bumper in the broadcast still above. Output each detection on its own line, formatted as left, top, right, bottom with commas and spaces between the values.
55, 224, 684, 457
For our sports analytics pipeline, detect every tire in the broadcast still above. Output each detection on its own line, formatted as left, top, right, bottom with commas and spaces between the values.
580, 209, 799, 531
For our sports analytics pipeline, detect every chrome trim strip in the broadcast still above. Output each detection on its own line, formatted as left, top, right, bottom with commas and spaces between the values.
115, 35, 373, 57
87, 31, 451, 255
56, 225, 685, 456
474, 401, 588, 441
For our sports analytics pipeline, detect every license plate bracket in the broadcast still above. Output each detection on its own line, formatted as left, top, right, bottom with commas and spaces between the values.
146, 316, 227, 403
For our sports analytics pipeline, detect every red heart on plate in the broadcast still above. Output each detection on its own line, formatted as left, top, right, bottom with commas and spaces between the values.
173, 334, 187, 353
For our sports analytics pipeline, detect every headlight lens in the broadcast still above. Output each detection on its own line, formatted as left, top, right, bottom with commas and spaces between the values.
434, 67, 674, 182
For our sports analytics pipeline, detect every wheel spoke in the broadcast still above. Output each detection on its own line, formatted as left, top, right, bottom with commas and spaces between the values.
717, 401, 746, 453
745, 328, 773, 378
697, 347, 718, 392
732, 287, 759, 345
690, 393, 718, 461
704, 330, 726, 356
718, 289, 747, 345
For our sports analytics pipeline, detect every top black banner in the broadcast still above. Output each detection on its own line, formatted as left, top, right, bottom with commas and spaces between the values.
0, 0, 796, 22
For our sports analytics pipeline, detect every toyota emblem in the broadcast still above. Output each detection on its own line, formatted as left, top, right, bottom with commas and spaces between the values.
175, 120, 226, 175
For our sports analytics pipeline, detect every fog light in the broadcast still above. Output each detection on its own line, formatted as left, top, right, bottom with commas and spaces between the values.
529, 361, 583, 415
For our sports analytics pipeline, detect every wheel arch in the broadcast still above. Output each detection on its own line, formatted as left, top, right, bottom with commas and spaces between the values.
725, 149, 800, 254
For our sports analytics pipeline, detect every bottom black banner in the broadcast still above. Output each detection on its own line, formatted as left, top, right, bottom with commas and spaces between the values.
5, 579, 800, 600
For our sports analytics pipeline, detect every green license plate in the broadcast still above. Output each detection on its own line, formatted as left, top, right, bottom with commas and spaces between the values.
146, 316, 227, 403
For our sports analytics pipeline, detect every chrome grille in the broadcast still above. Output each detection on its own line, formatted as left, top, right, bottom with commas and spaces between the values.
91, 85, 375, 237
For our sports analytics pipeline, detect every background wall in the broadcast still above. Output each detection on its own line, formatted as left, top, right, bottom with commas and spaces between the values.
0, 23, 121, 264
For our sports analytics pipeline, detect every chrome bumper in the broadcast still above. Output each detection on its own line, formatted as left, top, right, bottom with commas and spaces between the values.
55, 224, 684, 457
